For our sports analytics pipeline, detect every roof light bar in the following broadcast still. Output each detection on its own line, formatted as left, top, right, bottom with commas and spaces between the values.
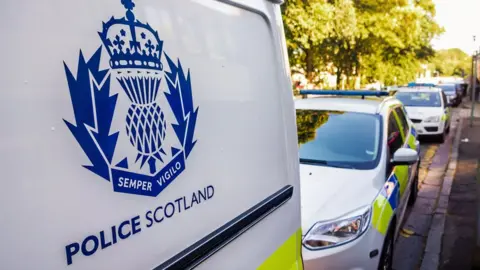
407, 82, 436, 87
299, 90, 390, 97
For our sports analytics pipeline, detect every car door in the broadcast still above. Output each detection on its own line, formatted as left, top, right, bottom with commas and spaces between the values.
394, 106, 419, 190
386, 109, 409, 209
440, 91, 450, 127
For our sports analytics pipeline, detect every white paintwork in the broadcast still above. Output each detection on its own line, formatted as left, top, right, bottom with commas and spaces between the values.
405, 106, 448, 135
299, 165, 382, 233
295, 97, 384, 114
0, 1, 301, 270
296, 96, 419, 269
397, 87, 451, 136
404, 106, 444, 119
392, 148, 419, 165
302, 225, 384, 270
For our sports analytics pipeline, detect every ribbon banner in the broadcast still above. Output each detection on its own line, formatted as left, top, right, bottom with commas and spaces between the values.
111, 152, 186, 197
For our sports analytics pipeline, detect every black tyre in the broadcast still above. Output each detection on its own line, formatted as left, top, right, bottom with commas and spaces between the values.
438, 131, 446, 143
408, 161, 419, 206
378, 225, 395, 270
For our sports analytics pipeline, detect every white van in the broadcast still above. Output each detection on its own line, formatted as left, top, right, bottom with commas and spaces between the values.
0, 0, 303, 269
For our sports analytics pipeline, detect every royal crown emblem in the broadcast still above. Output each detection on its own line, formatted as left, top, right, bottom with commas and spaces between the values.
63, 0, 199, 197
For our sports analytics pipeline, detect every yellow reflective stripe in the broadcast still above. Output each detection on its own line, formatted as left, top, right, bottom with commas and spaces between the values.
407, 132, 416, 150
392, 111, 406, 141
372, 195, 393, 235
390, 110, 409, 196
394, 166, 408, 196
372, 170, 404, 235
258, 228, 303, 270
443, 108, 451, 121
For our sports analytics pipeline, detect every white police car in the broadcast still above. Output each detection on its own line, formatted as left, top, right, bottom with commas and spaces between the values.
394, 87, 451, 143
297, 91, 420, 270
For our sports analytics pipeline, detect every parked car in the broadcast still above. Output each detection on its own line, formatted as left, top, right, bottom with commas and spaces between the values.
394, 87, 451, 143
297, 90, 420, 270
454, 82, 468, 97
437, 83, 462, 107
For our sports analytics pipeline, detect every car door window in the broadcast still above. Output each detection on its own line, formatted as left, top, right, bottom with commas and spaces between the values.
441, 92, 447, 107
394, 107, 409, 138
387, 111, 404, 175
388, 112, 404, 154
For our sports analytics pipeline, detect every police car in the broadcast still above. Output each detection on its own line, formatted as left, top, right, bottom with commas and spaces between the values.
297, 90, 420, 270
394, 87, 451, 143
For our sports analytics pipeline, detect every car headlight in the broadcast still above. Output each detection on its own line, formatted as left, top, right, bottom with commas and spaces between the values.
424, 116, 440, 123
302, 206, 371, 250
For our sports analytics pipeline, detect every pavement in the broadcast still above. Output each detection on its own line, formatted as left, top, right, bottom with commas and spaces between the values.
392, 102, 480, 270
441, 102, 480, 270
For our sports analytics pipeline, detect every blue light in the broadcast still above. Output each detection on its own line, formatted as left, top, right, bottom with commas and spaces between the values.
407, 82, 436, 87
299, 90, 390, 97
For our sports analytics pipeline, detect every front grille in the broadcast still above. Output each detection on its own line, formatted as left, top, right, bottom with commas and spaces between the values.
410, 119, 422, 123
425, 127, 438, 132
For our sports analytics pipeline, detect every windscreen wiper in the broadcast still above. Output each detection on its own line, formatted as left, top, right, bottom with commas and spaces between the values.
326, 163, 355, 169
299, 159, 356, 169
299, 158, 328, 165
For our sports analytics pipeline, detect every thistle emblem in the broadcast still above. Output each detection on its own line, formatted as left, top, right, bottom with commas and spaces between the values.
64, 0, 199, 197
98, 0, 166, 173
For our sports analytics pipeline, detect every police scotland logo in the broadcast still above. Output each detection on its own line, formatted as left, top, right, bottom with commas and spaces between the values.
63, 0, 199, 197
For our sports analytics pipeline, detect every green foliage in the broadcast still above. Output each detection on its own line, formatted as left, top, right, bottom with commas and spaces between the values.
296, 110, 329, 145
296, 110, 345, 145
282, 0, 334, 80
428, 48, 472, 77
282, 0, 444, 88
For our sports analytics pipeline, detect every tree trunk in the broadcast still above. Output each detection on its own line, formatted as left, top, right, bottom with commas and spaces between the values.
305, 48, 314, 83
336, 68, 342, 90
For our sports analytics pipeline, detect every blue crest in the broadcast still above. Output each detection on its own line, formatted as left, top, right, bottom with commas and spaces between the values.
63, 0, 199, 197
98, 0, 163, 71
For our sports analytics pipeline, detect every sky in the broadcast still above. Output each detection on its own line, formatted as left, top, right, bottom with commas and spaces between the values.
431, 0, 480, 54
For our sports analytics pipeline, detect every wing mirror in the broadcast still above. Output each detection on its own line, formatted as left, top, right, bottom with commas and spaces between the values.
391, 148, 418, 166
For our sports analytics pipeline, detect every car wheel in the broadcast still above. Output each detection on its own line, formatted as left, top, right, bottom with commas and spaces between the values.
438, 131, 445, 143
378, 225, 394, 270
408, 161, 419, 206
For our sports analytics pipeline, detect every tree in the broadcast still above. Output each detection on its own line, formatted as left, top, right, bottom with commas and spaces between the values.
282, 0, 334, 82
428, 48, 471, 77
347, 0, 442, 87
296, 110, 329, 145
319, 0, 358, 88
282, 0, 444, 88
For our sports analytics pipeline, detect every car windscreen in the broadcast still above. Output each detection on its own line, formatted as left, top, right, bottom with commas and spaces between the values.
297, 110, 382, 170
438, 84, 456, 95
395, 92, 442, 107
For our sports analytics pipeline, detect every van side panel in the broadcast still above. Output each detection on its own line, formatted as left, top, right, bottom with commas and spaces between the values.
0, 0, 301, 269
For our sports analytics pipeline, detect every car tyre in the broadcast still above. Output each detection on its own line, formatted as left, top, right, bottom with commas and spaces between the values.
378, 224, 394, 270
438, 131, 446, 143
408, 161, 419, 206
